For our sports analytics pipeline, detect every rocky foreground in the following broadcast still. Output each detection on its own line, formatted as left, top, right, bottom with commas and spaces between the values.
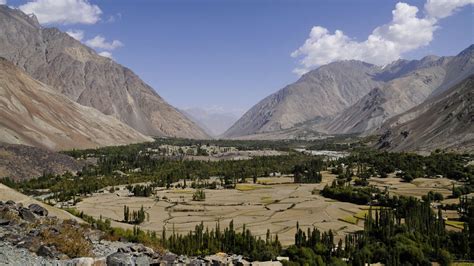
0, 200, 270, 265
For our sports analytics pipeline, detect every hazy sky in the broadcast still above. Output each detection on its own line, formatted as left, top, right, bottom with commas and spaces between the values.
6, 0, 474, 115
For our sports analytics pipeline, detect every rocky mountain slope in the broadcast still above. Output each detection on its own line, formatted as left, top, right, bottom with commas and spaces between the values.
322, 45, 473, 135
0, 143, 83, 181
0, 6, 208, 139
225, 45, 473, 139
0, 58, 153, 151
376, 75, 474, 153
0, 185, 82, 221
223, 61, 384, 138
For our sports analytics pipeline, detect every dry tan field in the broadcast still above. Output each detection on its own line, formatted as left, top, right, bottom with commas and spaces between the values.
74, 173, 462, 246
75, 172, 365, 246
369, 177, 458, 198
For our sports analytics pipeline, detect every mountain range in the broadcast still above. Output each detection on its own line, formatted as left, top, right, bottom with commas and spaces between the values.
224, 45, 474, 151
0, 6, 208, 146
0, 5, 471, 153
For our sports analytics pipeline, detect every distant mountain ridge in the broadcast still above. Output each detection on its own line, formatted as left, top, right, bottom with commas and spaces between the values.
224, 45, 474, 144
181, 108, 239, 137
0, 6, 209, 139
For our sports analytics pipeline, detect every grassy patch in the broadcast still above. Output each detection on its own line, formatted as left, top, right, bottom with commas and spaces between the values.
446, 220, 465, 229
167, 190, 194, 194
339, 216, 358, 225
236, 184, 271, 191
260, 196, 274, 204
354, 210, 369, 220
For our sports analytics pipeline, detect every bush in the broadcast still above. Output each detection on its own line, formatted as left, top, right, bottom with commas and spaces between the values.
40, 220, 92, 258
192, 189, 206, 201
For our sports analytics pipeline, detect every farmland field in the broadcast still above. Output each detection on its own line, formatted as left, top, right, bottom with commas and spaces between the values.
75, 172, 365, 246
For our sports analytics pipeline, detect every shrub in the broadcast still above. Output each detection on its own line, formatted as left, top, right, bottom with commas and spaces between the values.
40, 220, 92, 258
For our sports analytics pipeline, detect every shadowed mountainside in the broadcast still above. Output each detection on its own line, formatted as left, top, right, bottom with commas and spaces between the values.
376, 75, 474, 153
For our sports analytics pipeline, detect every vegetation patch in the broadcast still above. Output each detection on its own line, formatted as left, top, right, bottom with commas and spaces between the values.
40, 220, 93, 258
167, 190, 194, 194
260, 196, 274, 204
353, 210, 369, 220
236, 184, 271, 191
446, 220, 465, 229
338, 215, 358, 224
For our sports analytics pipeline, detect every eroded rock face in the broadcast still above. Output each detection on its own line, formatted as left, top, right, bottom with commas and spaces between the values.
0, 5, 208, 140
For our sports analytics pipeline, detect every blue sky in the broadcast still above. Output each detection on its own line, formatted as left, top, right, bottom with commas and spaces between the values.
7, 0, 474, 114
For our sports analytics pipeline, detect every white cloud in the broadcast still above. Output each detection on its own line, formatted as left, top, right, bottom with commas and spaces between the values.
85, 35, 123, 50
425, 0, 474, 19
292, 0, 473, 75
106, 13, 122, 23
0, 0, 7, 5
98, 51, 113, 59
19, 0, 102, 25
66, 29, 84, 41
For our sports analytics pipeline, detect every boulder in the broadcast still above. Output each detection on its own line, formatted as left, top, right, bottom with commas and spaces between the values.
117, 246, 131, 253
0, 218, 10, 226
106, 252, 134, 266
134, 255, 151, 266
161, 252, 177, 264
37, 245, 55, 258
70, 257, 107, 266
28, 204, 48, 216
19, 208, 36, 223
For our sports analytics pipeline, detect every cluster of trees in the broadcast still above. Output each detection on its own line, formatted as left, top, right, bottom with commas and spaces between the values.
334, 149, 473, 182
190, 180, 218, 189
164, 221, 282, 261
8, 149, 322, 202
293, 159, 324, 183
64, 137, 315, 157
284, 223, 342, 265
285, 197, 473, 265
123, 205, 147, 224
126, 184, 154, 197
422, 190, 444, 202
453, 182, 473, 198
320, 180, 382, 205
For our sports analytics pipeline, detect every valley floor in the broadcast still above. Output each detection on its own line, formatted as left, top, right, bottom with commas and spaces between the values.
72, 172, 462, 246
75, 172, 364, 246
